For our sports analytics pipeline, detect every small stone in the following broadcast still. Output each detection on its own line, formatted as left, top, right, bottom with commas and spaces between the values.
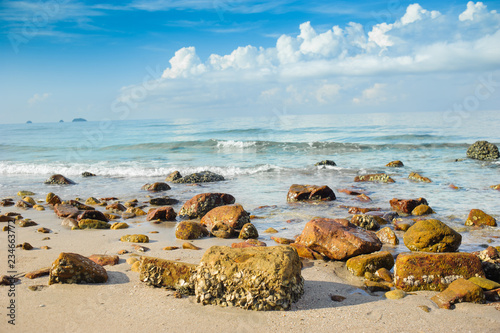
126, 257, 139, 265
15, 200, 33, 209
182, 242, 201, 250
28, 285, 46, 291
385, 290, 406, 299
350, 214, 383, 230
264, 227, 278, 234
132, 244, 149, 252
238, 223, 259, 239
356, 193, 372, 202
37, 227, 51, 233
386, 160, 404, 167
46, 192, 62, 205
78, 219, 110, 229
408, 172, 432, 183
33, 204, 45, 211
375, 268, 394, 282
110, 222, 129, 230
141, 182, 171, 192
131, 261, 141, 272
315, 160, 336, 167
418, 305, 431, 312
88, 254, 119, 266
25, 267, 51, 279
18, 242, 33, 250
330, 295, 346, 302
120, 234, 149, 243
41, 246, 50, 250
163, 246, 179, 251
468, 277, 500, 290
271, 236, 295, 244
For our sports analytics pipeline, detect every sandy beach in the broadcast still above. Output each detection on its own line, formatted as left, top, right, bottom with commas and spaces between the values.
1, 202, 499, 333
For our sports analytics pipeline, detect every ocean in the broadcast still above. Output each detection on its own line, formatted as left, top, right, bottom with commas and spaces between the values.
1, 110, 499, 253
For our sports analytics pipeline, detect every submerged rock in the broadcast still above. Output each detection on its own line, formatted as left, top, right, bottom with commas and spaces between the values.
286, 184, 336, 202
49, 252, 108, 284
315, 160, 336, 167
81, 172, 96, 177
200, 204, 250, 230
149, 197, 179, 206
140, 256, 197, 293
195, 245, 304, 311
431, 278, 484, 309
354, 173, 395, 183
173, 171, 225, 184
295, 218, 382, 260
403, 219, 462, 252
44, 174, 75, 185
466, 140, 499, 160
465, 209, 497, 227
178, 193, 235, 219
394, 252, 484, 292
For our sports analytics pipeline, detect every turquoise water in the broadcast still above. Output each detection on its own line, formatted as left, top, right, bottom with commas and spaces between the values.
1, 110, 499, 252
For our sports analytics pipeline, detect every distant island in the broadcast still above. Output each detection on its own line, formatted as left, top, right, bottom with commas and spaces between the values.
72, 118, 87, 122
59, 120, 64, 123
26, 120, 32, 124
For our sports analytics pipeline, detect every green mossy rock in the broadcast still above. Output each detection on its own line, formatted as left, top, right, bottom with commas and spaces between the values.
403, 219, 461, 252
175, 221, 209, 240
120, 234, 149, 243
468, 276, 500, 290
346, 251, 394, 276
77, 219, 110, 229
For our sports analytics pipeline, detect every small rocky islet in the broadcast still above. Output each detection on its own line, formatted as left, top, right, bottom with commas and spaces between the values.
1, 141, 500, 312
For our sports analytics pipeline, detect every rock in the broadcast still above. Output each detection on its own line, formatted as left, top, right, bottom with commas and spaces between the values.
473, 247, 500, 282
72, 118, 87, 122
468, 277, 500, 290
132, 244, 149, 252
15, 200, 32, 209
431, 278, 484, 309
44, 174, 75, 185
126, 257, 139, 265
271, 236, 295, 244
465, 209, 497, 227
376, 227, 399, 245
175, 220, 209, 240
354, 173, 395, 183
117, 249, 129, 255
239, 223, 259, 239
165, 171, 182, 182
385, 290, 406, 299
139, 256, 197, 293
88, 254, 119, 266
77, 219, 110, 229
289, 243, 324, 260
183, 242, 201, 250
356, 193, 372, 202
131, 261, 141, 272
386, 160, 404, 167
339, 189, 363, 195
141, 182, 171, 192
106, 202, 126, 212
163, 246, 179, 251
120, 234, 149, 243
350, 215, 383, 230
0, 275, 19, 285
393, 219, 413, 231
25, 267, 51, 279
66, 200, 94, 211
394, 252, 484, 291
104, 213, 120, 220
146, 206, 177, 221
491, 184, 500, 190
46, 192, 62, 205
149, 197, 179, 206
348, 207, 381, 214
466, 140, 499, 160
54, 204, 81, 219
41, 246, 50, 250
200, 204, 250, 231
18, 190, 35, 196
195, 245, 304, 310
0, 199, 15, 207
85, 197, 101, 205
0, 215, 15, 222
173, 171, 225, 184
315, 160, 336, 167
364, 280, 391, 292
286, 184, 336, 202
178, 193, 235, 219
295, 218, 382, 260
232, 239, 267, 248
210, 222, 234, 238
376, 267, 393, 282
81, 171, 96, 177
22, 196, 36, 205
49, 252, 108, 284
33, 204, 45, 211
346, 251, 394, 276
77, 210, 108, 222
264, 227, 278, 233
484, 288, 500, 302
61, 218, 78, 228
37, 227, 51, 233
403, 219, 462, 252
17, 219, 38, 227
390, 198, 428, 214
412, 204, 434, 216
126, 207, 146, 216
329, 295, 346, 302
408, 172, 432, 183
110, 222, 129, 230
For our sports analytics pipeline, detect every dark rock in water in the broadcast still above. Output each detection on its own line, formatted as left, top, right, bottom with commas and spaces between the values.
165, 171, 182, 182
26, 120, 32, 124
315, 160, 336, 167
286, 184, 336, 202
382, 211, 399, 223
431, 278, 484, 309
44, 174, 75, 185
404, 219, 462, 252
178, 193, 235, 219
149, 197, 179, 206
175, 220, 209, 240
173, 171, 224, 184
49, 252, 108, 284
200, 203, 250, 230
389, 197, 428, 214
466, 140, 499, 160
72, 118, 87, 122
81, 171, 96, 177
141, 182, 171, 192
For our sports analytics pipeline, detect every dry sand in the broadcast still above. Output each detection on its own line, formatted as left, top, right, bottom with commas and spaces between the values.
1, 205, 499, 333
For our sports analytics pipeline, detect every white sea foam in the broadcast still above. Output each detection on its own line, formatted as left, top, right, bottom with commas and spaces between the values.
216, 140, 258, 149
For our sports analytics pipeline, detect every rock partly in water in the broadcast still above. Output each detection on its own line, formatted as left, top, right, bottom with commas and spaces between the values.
49, 252, 108, 284
431, 278, 484, 309
295, 218, 382, 260
149, 197, 179, 206
389, 197, 428, 214
408, 172, 432, 183
173, 171, 225, 184
165, 171, 182, 182
81, 172, 96, 177
350, 214, 384, 231
238, 223, 259, 239
315, 160, 336, 167
195, 245, 304, 311
286, 184, 336, 202
346, 251, 394, 277
178, 193, 235, 219
175, 220, 209, 240
139, 256, 197, 293
44, 174, 75, 185
386, 160, 404, 167
200, 204, 250, 230
376, 227, 399, 245
466, 140, 499, 160
394, 252, 484, 292
403, 219, 462, 252
354, 173, 395, 183
465, 209, 497, 227
141, 182, 171, 192
146, 206, 177, 221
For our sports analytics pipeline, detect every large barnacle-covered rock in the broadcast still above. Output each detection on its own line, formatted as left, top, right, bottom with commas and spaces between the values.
195, 245, 303, 311
139, 256, 197, 294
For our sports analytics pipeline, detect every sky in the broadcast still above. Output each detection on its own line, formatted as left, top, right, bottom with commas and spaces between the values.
0, 0, 499, 124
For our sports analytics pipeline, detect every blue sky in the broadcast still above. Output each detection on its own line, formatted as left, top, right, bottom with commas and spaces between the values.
1, 0, 499, 124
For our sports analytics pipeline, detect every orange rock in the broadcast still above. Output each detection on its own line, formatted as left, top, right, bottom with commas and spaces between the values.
178, 193, 235, 219
146, 206, 177, 221
389, 197, 428, 214
386, 160, 404, 167
231, 239, 267, 248
408, 172, 432, 183
431, 278, 484, 309
271, 236, 295, 244
411, 204, 434, 216
88, 254, 120, 266
376, 227, 399, 245
200, 204, 250, 230
49, 252, 108, 284
286, 184, 336, 202
25, 267, 50, 279
465, 209, 497, 227
289, 243, 323, 260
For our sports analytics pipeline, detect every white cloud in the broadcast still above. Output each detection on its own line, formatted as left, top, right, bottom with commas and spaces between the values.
28, 93, 50, 106
459, 1, 487, 21
118, 2, 500, 117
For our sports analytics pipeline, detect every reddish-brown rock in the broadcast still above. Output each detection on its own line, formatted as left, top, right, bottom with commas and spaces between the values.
178, 193, 235, 219
408, 172, 432, 183
146, 206, 177, 221
88, 254, 120, 266
389, 198, 428, 214
53, 203, 79, 218
231, 239, 267, 248
465, 209, 497, 227
49, 252, 108, 284
200, 204, 250, 230
106, 202, 127, 212
77, 210, 109, 222
286, 184, 336, 202
175, 220, 209, 240
295, 218, 382, 260
289, 243, 324, 260
25, 267, 51, 279
431, 278, 484, 309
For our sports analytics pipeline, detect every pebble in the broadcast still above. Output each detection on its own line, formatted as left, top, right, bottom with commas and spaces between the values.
418, 305, 431, 313
126, 257, 139, 265
264, 227, 278, 233
385, 289, 407, 299
131, 261, 141, 272
182, 242, 201, 250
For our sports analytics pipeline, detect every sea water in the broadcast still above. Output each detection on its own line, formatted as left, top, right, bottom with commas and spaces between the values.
1, 110, 499, 252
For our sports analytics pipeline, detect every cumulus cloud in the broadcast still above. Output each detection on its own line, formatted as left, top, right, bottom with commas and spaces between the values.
28, 93, 51, 106
118, 2, 500, 117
